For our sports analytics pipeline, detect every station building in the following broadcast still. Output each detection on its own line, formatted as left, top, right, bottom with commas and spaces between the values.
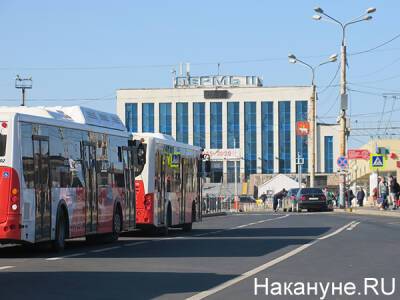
116, 74, 339, 190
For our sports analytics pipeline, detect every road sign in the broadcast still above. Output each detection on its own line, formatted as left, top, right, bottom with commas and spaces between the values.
296, 121, 309, 136
370, 154, 385, 170
337, 156, 348, 169
347, 149, 370, 160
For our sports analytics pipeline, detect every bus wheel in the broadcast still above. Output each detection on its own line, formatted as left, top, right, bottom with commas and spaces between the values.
111, 208, 122, 242
53, 210, 67, 252
183, 203, 195, 232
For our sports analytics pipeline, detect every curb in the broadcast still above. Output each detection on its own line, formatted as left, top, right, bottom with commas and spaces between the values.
334, 209, 400, 218
202, 211, 228, 218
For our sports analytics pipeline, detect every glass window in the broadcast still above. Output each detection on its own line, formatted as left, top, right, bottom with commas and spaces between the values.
261, 102, 273, 174
21, 123, 34, 188
227, 102, 240, 148
278, 101, 291, 173
325, 136, 333, 173
193, 102, 205, 148
125, 103, 137, 132
159, 103, 172, 135
210, 102, 222, 149
210, 161, 223, 183
0, 134, 6, 156
296, 101, 308, 173
176, 102, 188, 143
244, 102, 257, 177
142, 103, 154, 132
227, 161, 240, 183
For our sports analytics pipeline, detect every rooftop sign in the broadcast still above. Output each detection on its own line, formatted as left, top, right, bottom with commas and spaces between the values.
174, 75, 262, 88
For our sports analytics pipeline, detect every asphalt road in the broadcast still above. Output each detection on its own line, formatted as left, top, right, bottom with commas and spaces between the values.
1, 212, 399, 300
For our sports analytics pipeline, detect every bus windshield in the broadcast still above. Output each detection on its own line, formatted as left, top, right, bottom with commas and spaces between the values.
0, 133, 6, 156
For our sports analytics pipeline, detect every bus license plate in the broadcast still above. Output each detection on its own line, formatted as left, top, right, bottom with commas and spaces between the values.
310, 197, 318, 200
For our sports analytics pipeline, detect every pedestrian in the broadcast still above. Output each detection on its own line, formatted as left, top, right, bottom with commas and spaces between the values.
346, 189, 355, 208
378, 177, 389, 210
389, 176, 400, 210
273, 188, 286, 212
356, 188, 365, 207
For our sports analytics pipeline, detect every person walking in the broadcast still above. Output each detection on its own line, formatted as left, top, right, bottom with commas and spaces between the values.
378, 177, 389, 210
389, 176, 400, 210
356, 188, 365, 207
273, 189, 286, 212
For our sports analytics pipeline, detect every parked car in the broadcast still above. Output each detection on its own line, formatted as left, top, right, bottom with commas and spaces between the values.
282, 188, 300, 212
239, 195, 256, 203
295, 188, 328, 212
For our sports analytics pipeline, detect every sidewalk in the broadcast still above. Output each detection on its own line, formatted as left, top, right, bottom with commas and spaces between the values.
334, 206, 400, 218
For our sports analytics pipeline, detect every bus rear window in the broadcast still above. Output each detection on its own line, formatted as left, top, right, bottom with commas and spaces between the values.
0, 133, 6, 156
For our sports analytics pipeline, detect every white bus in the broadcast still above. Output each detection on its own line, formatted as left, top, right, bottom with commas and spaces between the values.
0, 106, 143, 250
132, 133, 204, 234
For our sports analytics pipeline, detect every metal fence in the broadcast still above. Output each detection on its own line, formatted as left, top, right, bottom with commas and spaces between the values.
202, 196, 272, 215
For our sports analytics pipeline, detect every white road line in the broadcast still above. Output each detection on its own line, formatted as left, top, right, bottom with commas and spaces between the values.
346, 221, 361, 231
46, 252, 86, 261
90, 246, 120, 253
0, 266, 15, 271
186, 220, 356, 300
124, 241, 148, 247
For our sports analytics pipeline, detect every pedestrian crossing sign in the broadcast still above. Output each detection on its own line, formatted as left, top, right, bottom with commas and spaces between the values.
370, 154, 385, 170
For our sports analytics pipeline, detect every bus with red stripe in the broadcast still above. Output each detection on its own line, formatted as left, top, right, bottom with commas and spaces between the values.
132, 133, 203, 234
0, 106, 144, 250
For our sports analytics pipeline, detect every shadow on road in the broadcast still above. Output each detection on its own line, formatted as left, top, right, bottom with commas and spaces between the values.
0, 226, 330, 259
0, 271, 236, 300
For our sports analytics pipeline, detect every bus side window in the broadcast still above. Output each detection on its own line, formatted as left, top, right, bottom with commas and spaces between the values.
21, 123, 34, 189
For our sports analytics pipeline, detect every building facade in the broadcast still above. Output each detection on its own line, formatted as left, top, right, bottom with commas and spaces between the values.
117, 75, 339, 186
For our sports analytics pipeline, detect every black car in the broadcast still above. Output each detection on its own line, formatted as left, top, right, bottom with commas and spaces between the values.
239, 195, 256, 203
296, 188, 328, 212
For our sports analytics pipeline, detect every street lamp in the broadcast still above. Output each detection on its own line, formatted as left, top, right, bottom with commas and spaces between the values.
288, 53, 337, 187
15, 75, 32, 106
312, 6, 376, 207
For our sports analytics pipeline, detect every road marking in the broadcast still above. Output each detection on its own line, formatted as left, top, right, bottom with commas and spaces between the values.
124, 241, 148, 247
346, 221, 361, 231
90, 246, 120, 253
46, 252, 86, 261
0, 266, 15, 271
186, 220, 356, 300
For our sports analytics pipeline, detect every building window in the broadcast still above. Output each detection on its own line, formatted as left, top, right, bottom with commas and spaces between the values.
227, 102, 240, 148
159, 103, 171, 135
210, 161, 223, 183
227, 161, 240, 183
278, 101, 291, 173
125, 103, 137, 132
261, 102, 273, 174
244, 102, 257, 177
176, 102, 188, 143
210, 102, 222, 149
142, 103, 154, 132
296, 101, 308, 173
193, 102, 205, 148
325, 136, 333, 173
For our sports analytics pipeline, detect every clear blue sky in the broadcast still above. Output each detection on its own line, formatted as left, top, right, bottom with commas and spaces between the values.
1, 0, 399, 147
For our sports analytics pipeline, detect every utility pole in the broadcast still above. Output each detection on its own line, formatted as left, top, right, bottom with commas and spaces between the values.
234, 138, 238, 211
339, 39, 348, 208
312, 6, 376, 207
15, 75, 32, 106
309, 84, 316, 188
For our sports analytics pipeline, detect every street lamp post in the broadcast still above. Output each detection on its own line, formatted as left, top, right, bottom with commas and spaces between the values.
313, 6, 376, 207
288, 53, 337, 187
15, 75, 32, 106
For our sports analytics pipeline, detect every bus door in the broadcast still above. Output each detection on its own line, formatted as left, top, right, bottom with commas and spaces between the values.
180, 157, 186, 223
122, 147, 135, 228
157, 152, 166, 225
33, 136, 51, 242
81, 142, 98, 234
